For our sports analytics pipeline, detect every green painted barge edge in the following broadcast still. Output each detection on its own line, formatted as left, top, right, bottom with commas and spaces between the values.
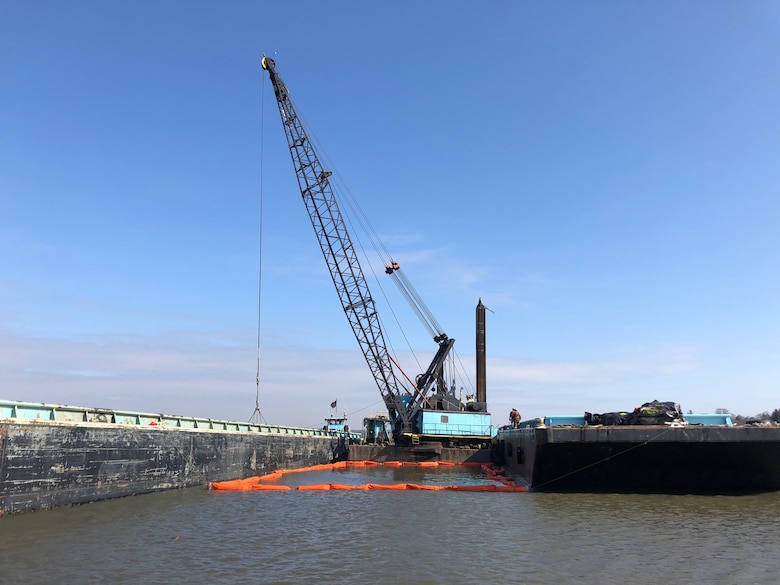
0, 399, 361, 441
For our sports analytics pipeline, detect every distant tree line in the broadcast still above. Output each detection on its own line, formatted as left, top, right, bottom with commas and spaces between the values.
708, 408, 780, 425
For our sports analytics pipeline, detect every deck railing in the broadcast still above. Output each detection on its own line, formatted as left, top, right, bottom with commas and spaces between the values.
0, 399, 362, 439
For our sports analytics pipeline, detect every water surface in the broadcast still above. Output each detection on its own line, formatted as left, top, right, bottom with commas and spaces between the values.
2, 467, 779, 584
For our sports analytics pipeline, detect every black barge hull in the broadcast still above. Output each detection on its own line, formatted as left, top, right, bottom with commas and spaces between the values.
1, 414, 349, 515
496, 425, 780, 494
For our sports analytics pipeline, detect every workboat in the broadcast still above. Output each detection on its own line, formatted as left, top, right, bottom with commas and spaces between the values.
323, 413, 350, 433
495, 400, 780, 494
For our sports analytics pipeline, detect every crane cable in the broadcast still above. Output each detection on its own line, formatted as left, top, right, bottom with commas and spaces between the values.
250, 74, 267, 424
293, 99, 444, 342
290, 95, 470, 394
389, 268, 445, 337
293, 103, 425, 375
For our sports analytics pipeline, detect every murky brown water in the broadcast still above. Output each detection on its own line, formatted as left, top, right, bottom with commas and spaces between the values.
2, 467, 779, 584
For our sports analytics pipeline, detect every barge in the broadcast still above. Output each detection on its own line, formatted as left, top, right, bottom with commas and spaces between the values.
0, 399, 359, 515
496, 407, 780, 494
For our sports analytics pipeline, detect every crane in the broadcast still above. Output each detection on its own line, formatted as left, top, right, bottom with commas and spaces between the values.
261, 56, 491, 444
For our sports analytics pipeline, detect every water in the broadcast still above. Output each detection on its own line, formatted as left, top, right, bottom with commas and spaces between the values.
2, 467, 780, 585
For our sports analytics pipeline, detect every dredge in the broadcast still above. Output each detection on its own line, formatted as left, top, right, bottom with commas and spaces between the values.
262, 56, 492, 454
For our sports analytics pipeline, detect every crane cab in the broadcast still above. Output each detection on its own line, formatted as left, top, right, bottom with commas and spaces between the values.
362, 414, 390, 445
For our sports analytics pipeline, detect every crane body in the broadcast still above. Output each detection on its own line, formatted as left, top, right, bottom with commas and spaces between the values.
261, 56, 491, 445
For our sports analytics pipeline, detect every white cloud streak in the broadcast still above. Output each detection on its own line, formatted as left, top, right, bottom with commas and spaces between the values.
2, 326, 756, 429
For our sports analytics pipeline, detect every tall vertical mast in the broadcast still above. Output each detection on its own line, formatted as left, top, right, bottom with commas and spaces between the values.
476, 299, 487, 404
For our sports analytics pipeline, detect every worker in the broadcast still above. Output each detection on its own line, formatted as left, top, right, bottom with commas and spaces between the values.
509, 408, 521, 428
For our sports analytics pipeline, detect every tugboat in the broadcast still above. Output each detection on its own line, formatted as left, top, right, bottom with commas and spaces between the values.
323, 412, 350, 434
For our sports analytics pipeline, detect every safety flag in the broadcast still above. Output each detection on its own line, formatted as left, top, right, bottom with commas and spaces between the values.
330, 400, 337, 409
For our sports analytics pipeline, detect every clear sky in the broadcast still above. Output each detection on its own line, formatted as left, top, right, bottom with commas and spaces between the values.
2, 1, 779, 429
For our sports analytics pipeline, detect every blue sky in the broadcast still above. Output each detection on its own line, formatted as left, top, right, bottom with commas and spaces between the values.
2, 1, 779, 428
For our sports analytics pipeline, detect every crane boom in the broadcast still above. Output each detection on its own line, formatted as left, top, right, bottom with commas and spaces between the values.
260, 56, 490, 444
261, 56, 416, 435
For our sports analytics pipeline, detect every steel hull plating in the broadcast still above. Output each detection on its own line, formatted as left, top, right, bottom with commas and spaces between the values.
497, 425, 780, 493
0, 418, 345, 515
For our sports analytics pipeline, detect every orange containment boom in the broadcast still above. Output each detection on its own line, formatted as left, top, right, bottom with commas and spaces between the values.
209, 461, 526, 493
